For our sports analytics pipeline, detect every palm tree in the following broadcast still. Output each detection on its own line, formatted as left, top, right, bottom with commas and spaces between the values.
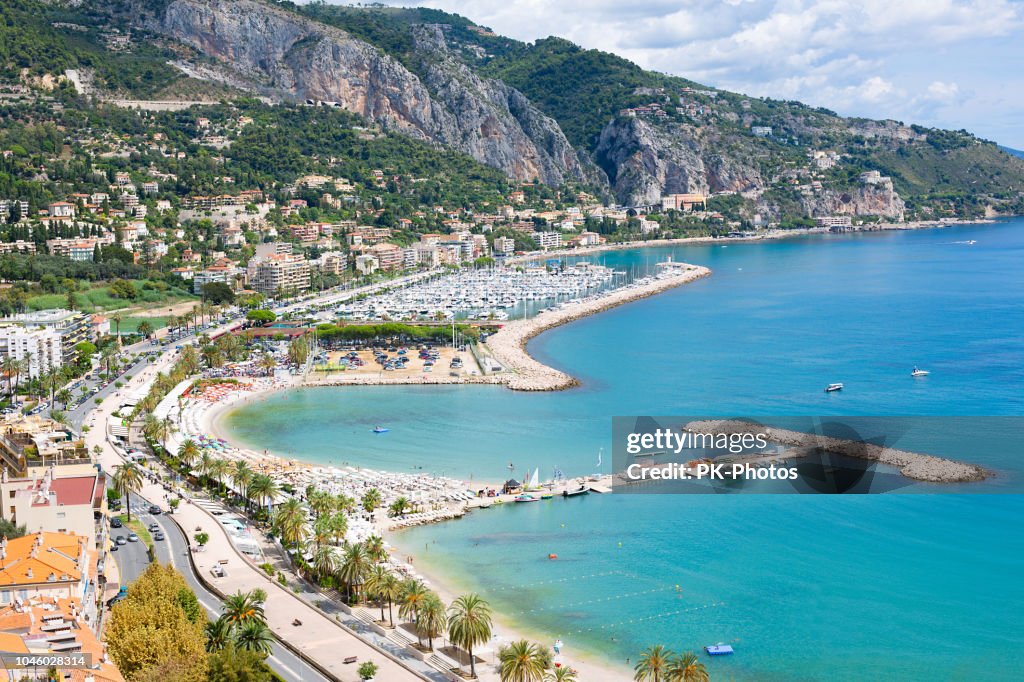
310, 545, 339, 582
137, 320, 154, 339
544, 667, 578, 682
257, 353, 277, 377
398, 578, 429, 633
178, 438, 200, 469
388, 496, 412, 518
222, 590, 266, 626
363, 535, 386, 563
207, 457, 230, 494
499, 640, 547, 682
204, 616, 234, 652
231, 460, 253, 507
112, 462, 144, 521
272, 498, 309, 549
234, 620, 274, 655
416, 593, 447, 652
337, 543, 370, 602
634, 645, 672, 682
248, 474, 280, 517
2, 357, 21, 400
447, 593, 493, 679
363, 565, 392, 624
666, 652, 708, 682
361, 488, 382, 514
110, 314, 124, 343
56, 388, 73, 409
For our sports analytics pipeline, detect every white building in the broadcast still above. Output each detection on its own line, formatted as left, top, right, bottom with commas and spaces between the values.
534, 232, 561, 250
0, 326, 63, 378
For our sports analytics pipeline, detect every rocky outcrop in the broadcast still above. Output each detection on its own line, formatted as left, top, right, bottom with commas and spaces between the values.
801, 178, 906, 221
154, 0, 589, 185
595, 116, 763, 205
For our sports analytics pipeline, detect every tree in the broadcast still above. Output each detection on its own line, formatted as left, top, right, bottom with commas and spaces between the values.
257, 353, 276, 377
56, 388, 73, 408
112, 462, 144, 521
246, 309, 277, 325
234, 620, 274, 655
417, 593, 447, 652
545, 667, 578, 682
202, 282, 236, 304
287, 335, 309, 366
361, 488, 382, 514
337, 542, 371, 602
388, 496, 411, 518
311, 545, 339, 582
194, 532, 210, 547
232, 460, 254, 508
398, 579, 429, 639
222, 590, 267, 626
666, 652, 709, 682
447, 593, 493, 679
208, 644, 276, 682
247, 474, 280, 516
138, 320, 155, 339
634, 645, 672, 682
106, 564, 208, 682
499, 640, 547, 682
272, 498, 309, 549
178, 438, 201, 469
357, 662, 379, 681
109, 279, 138, 300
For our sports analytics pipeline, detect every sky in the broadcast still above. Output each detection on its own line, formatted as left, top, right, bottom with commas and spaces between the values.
344, 0, 1024, 148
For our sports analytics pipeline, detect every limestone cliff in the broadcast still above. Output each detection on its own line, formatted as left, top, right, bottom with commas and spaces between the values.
595, 115, 763, 205
152, 0, 589, 185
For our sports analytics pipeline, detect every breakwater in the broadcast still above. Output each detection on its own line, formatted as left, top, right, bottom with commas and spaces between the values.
686, 419, 990, 483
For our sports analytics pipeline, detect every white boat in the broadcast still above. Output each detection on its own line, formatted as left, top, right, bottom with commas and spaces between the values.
825, 383, 844, 393
911, 367, 930, 377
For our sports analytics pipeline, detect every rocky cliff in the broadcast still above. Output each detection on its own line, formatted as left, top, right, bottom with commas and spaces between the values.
595, 115, 763, 205
153, 0, 588, 185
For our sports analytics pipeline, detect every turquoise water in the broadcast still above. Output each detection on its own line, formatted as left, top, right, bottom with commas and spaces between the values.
224, 221, 1024, 679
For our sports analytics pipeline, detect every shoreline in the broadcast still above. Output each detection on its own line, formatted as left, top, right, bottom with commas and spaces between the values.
507, 217, 996, 264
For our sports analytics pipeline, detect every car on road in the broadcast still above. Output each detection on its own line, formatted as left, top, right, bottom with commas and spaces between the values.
106, 586, 128, 607
153, 532, 165, 541
109, 543, 119, 552
115, 536, 127, 545
148, 523, 159, 532
110, 518, 123, 528
127, 533, 139, 542
148, 505, 162, 515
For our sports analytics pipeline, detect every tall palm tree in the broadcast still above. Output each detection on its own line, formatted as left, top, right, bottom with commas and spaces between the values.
499, 640, 547, 682
257, 353, 277, 377
112, 462, 144, 521
416, 593, 447, 652
56, 388, 73, 409
248, 474, 280, 517
363, 565, 391, 624
361, 488, 382, 514
363, 535, 386, 564
272, 498, 309, 549
634, 645, 672, 682
398, 578, 429, 632
178, 438, 200, 470
1, 357, 19, 400
447, 593, 493, 679
666, 652, 708, 682
310, 545, 339, 582
222, 590, 266, 626
204, 616, 234, 653
337, 543, 370, 602
234, 620, 274, 655
208, 458, 230, 494
231, 460, 253, 508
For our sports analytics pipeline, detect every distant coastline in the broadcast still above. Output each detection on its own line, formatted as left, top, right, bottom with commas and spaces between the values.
507, 217, 997, 265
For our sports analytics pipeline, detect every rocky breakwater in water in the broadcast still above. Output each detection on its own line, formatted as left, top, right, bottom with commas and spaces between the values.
686, 420, 990, 483
488, 264, 711, 391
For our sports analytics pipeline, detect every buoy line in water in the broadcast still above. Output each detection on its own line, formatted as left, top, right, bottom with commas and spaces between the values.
565, 602, 727, 635
486, 570, 629, 591
510, 586, 679, 615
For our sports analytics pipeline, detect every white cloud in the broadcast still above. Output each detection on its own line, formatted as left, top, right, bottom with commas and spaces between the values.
325, 0, 1024, 146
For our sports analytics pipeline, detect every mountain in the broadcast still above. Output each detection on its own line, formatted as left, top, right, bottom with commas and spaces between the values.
1001, 146, 1024, 159
6, 0, 1024, 221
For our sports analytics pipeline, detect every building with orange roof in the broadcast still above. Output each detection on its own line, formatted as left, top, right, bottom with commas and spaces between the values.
0, 532, 92, 607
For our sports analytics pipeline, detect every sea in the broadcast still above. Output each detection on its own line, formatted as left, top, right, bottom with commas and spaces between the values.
223, 220, 1024, 680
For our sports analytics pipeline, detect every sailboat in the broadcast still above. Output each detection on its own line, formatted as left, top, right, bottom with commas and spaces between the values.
527, 468, 540, 490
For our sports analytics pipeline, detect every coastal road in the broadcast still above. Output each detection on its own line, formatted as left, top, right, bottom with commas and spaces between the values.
121, 494, 331, 682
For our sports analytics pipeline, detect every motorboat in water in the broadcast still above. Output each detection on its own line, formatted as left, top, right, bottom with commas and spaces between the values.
372, 426, 390, 434
825, 383, 844, 393
514, 494, 539, 503
911, 367, 930, 377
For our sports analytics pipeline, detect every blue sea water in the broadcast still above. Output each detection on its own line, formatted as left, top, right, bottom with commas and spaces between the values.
224, 221, 1024, 680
